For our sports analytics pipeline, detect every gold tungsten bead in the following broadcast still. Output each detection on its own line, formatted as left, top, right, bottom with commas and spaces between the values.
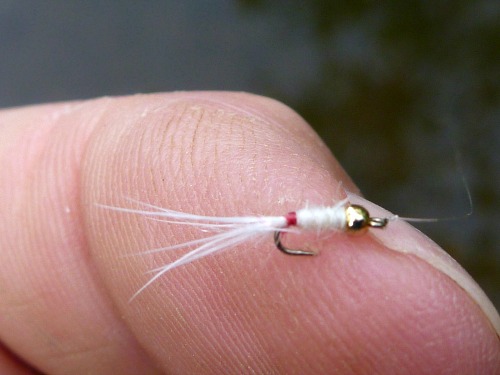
345, 204, 389, 233
345, 205, 371, 233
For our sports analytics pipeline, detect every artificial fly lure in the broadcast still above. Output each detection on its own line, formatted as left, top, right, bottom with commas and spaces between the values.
100, 198, 391, 297
99, 197, 461, 299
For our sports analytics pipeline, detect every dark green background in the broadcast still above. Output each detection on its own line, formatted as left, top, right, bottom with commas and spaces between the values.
1, 1, 498, 307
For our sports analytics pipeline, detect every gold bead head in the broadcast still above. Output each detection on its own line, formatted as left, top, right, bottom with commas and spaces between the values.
345, 204, 388, 234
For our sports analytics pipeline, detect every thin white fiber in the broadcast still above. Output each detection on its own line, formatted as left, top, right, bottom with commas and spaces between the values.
99, 200, 288, 300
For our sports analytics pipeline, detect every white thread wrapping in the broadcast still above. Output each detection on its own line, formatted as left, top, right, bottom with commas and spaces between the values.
296, 204, 346, 230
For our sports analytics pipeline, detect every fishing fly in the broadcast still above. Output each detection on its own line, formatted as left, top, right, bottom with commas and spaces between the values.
100, 198, 401, 299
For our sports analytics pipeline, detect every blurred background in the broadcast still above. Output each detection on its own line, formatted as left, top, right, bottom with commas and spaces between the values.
1, 1, 498, 307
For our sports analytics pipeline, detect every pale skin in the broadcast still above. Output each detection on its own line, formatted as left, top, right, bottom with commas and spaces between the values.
0, 92, 498, 374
